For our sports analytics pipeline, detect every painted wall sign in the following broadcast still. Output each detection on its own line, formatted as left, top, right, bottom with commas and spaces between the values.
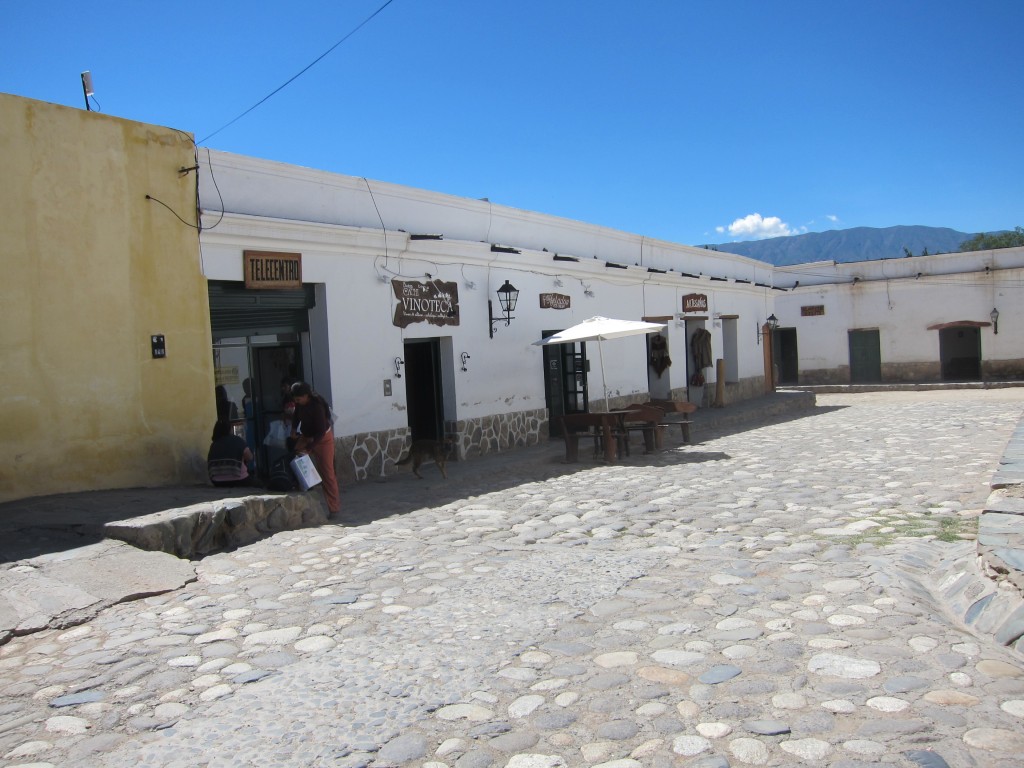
539, 292, 571, 310
801, 305, 826, 316
682, 293, 708, 313
214, 366, 240, 385
392, 279, 460, 328
244, 250, 302, 289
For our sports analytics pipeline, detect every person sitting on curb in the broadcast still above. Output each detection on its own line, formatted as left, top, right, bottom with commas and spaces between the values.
207, 420, 254, 487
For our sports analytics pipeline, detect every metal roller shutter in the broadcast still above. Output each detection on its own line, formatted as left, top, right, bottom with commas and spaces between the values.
208, 281, 315, 339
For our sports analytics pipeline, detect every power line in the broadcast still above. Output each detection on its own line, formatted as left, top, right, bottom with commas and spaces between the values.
198, 0, 398, 145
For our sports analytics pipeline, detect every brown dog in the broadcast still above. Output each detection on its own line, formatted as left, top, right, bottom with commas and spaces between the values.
395, 439, 451, 479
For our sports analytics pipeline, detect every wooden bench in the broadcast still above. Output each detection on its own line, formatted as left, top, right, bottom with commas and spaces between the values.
558, 415, 602, 462
646, 399, 697, 444
560, 412, 634, 462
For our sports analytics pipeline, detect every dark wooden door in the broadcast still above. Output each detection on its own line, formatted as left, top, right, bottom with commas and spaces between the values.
848, 329, 881, 383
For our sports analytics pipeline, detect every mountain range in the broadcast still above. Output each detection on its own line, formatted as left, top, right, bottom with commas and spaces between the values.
703, 225, 977, 266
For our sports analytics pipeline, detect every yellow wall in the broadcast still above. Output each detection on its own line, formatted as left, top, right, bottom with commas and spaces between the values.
0, 93, 215, 502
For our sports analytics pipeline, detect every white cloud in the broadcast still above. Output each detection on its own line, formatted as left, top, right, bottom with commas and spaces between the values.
722, 213, 795, 240
715, 226, 725, 234
826, 214, 839, 222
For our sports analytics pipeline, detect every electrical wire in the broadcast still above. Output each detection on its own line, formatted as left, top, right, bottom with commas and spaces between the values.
199, 148, 227, 232
197, 0, 399, 145
365, 178, 388, 265
145, 194, 200, 230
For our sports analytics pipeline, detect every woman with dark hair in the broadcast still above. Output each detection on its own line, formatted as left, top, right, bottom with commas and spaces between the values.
290, 382, 340, 515
215, 385, 238, 423
207, 420, 254, 487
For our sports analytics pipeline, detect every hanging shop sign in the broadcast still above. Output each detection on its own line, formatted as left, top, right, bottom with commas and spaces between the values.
801, 305, 825, 316
244, 251, 302, 290
392, 279, 460, 328
539, 293, 571, 310
682, 293, 708, 313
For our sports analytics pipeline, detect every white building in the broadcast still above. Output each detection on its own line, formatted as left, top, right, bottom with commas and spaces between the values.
197, 150, 782, 483
773, 247, 1024, 385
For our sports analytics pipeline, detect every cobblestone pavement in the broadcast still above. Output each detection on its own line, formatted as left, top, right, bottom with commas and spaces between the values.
2, 391, 1024, 768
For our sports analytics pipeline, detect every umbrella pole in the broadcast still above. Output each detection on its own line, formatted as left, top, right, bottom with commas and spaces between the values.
598, 340, 609, 412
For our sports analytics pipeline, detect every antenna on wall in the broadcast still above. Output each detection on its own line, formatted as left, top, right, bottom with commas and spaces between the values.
80, 71, 94, 111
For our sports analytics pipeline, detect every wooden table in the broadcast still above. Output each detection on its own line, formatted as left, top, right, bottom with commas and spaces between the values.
559, 411, 633, 462
648, 399, 698, 415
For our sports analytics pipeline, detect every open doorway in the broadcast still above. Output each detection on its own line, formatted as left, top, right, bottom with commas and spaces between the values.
403, 339, 445, 441
774, 327, 799, 385
940, 326, 981, 381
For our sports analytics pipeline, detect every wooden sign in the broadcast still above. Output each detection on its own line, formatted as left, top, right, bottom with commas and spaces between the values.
243, 251, 302, 289
682, 293, 708, 313
801, 305, 825, 316
540, 293, 571, 310
392, 279, 460, 328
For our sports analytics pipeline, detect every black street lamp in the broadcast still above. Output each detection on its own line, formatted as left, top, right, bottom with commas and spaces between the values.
757, 314, 780, 345
489, 280, 519, 338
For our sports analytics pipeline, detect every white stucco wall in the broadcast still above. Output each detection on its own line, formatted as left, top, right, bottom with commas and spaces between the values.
775, 248, 1024, 377
198, 150, 778, 438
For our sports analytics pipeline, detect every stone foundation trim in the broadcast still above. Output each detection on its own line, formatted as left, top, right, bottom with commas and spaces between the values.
447, 408, 547, 460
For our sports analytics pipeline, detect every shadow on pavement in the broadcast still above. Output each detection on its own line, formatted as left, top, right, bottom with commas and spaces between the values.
0, 486, 267, 564
0, 398, 829, 561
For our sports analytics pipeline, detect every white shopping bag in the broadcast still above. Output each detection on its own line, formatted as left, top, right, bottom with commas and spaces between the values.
290, 454, 322, 491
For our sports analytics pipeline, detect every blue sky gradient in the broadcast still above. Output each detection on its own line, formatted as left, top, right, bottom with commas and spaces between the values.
3, 1, 1021, 245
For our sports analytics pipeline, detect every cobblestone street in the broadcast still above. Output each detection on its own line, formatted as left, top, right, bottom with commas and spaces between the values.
2, 390, 1024, 767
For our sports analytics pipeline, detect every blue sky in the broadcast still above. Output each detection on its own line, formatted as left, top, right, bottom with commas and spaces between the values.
3, 1, 1022, 245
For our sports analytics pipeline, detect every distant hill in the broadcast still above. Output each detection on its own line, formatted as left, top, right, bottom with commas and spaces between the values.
703, 225, 977, 266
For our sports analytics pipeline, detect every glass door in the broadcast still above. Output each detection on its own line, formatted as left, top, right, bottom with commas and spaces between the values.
542, 335, 589, 438
212, 336, 302, 478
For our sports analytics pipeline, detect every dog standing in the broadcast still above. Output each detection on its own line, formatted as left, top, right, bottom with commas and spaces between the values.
395, 439, 452, 479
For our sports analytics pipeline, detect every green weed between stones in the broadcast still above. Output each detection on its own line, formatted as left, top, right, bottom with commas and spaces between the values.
812, 513, 978, 547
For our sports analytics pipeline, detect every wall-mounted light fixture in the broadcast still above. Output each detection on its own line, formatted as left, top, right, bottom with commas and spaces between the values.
394, 357, 405, 378
81, 71, 94, 111
991, 307, 1000, 335
488, 280, 519, 338
461, 352, 471, 371
757, 314, 779, 345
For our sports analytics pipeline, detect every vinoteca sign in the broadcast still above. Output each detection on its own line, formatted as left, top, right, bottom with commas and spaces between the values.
392, 279, 460, 328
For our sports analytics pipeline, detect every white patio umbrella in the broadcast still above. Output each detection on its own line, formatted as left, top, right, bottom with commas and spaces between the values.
533, 316, 667, 411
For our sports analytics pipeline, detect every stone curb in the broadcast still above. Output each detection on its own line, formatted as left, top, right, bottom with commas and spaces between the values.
1, 493, 331, 645
975, 414, 1024, 653
790, 381, 1024, 394
102, 492, 331, 559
